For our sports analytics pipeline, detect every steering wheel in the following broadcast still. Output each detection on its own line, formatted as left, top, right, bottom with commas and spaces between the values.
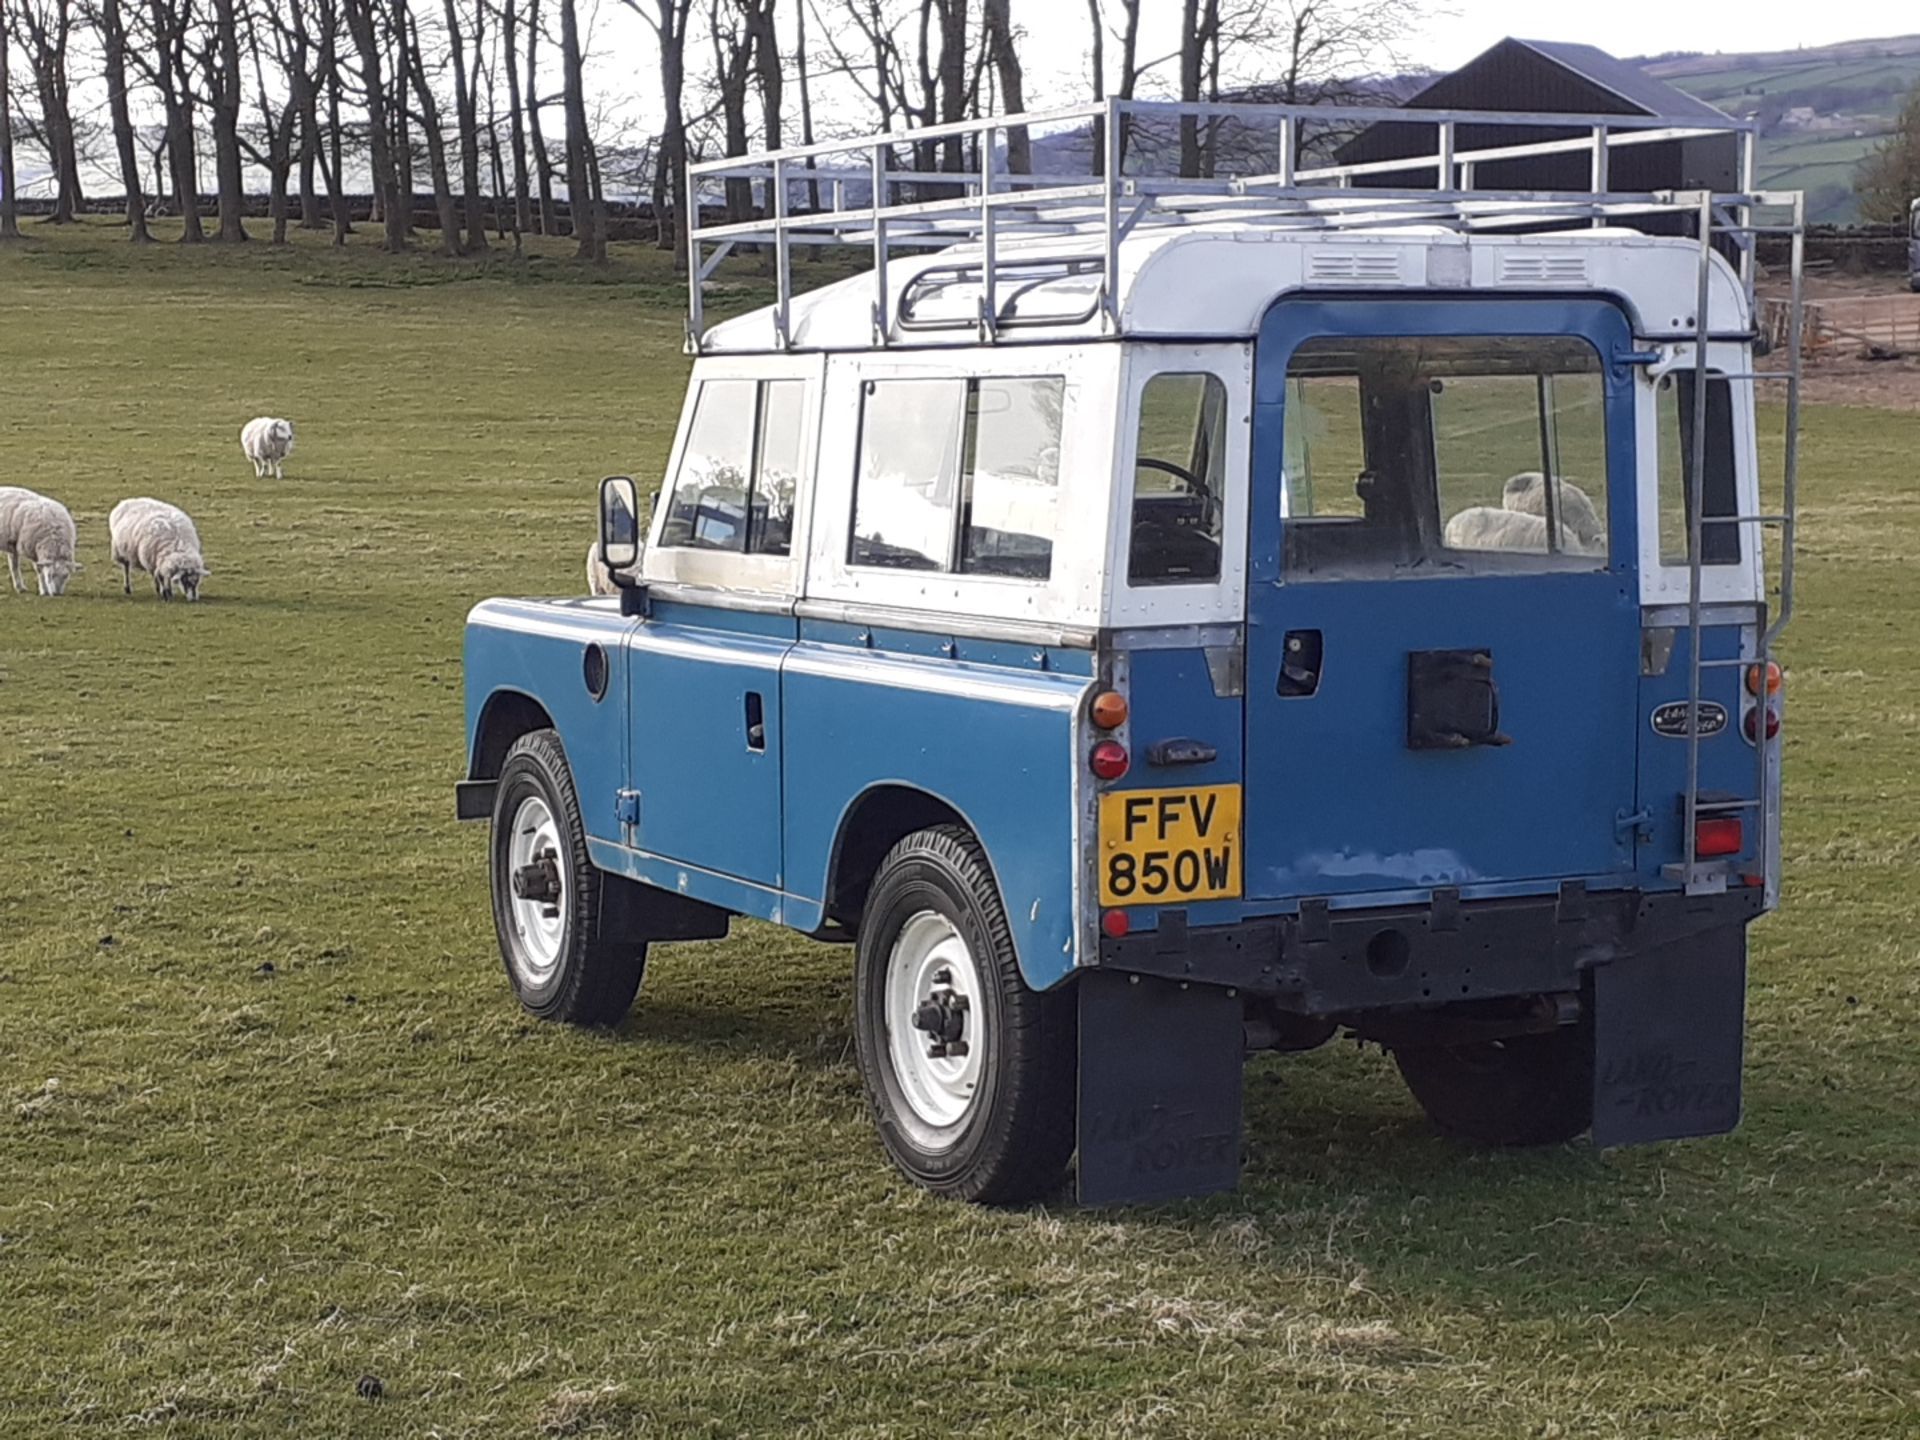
1136, 456, 1205, 490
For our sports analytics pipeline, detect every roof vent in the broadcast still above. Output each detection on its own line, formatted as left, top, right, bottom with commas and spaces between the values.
1307, 250, 1404, 284
1499, 251, 1590, 286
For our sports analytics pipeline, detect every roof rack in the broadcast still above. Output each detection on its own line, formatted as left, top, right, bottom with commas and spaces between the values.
686, 96, 1786, 352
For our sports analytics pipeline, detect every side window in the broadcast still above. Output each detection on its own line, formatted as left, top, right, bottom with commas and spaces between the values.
1657, 374, 1740, 566
1128, 372, 1227, 585
659, 378, 807, 557
659, 379, 756, 551
851, 376, 1063, 579
1280, 375, 1364, 518
752, 380, 805, 557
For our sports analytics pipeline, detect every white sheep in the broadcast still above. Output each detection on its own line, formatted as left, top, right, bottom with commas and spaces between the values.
586, 540, 617, 597
1501, 472, 1604, 551
241, 417, 296, 480
0, 486, 81, 596
110, 497, 210, 602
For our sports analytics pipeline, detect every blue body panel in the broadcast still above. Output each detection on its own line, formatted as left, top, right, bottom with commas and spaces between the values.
1241, 297, 1644, 901
464, 599, 635, 847
782, 633, 1091, 987
627, 605, 791, 888
1637, 623, 1761, 877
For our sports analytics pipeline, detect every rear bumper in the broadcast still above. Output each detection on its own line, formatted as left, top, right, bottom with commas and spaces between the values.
1095, 884, 1765, 1015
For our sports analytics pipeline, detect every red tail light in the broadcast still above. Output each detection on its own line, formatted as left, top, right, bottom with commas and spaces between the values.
1101, 909, 1131, 938
1743, 706, 1781, 742
1696, 816, 1743, 858
1089, 740, 1130, 780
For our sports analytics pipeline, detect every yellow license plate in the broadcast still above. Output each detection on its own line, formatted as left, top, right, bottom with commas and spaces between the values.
1098, 785, 1242, 906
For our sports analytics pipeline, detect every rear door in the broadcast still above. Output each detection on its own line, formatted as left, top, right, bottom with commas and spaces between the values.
1242, 297, 1642, 901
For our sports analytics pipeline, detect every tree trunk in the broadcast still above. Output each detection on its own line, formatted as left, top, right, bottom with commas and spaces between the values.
391, 2, 414, 235
0, 13, 19, 240
526, 0, 554, 233
146, 0, 205, 241
1179, 0, 1201, 178
503, 0, 532, 235
99, 0, 153, 239
1085, 0, 1104, 176
444, 0, 489, 251
318, 0, 352, 243
209, 0, 250, 240
403, 8, 461, 256
558, 0, 596, 260
342, 0, 407, 251
17, 0, 84, 221
936, 0, 966, 173
794, 0, 819, 219
983, 0, 1027, 175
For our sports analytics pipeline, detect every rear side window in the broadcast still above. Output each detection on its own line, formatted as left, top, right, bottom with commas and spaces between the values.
1129, 373, 1227, 585
1281, 336, 1610, 580
658, 378, 806, 556
850, 376, 1062, 579
1656, 373, 1740, 567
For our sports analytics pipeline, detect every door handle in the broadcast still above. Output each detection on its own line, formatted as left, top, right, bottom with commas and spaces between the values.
744, 691, 767, 752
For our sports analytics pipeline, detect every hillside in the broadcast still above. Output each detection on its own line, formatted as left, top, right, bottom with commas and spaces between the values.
1641, 34, 1920, 223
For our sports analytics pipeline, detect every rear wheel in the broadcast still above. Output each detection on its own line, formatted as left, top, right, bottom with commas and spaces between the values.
1393, 1024, 1593, 1147
854, 825, 1075, 1204
489, 729, 646, 1026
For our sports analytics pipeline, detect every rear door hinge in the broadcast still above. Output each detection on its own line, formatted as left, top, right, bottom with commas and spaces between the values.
615, 789, 642, 828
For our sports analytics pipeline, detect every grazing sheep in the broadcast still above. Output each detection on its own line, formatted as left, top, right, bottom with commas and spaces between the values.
586, 540, 617, 597
1501, 472, 1604, 551
241, 417, 297, 480
0, 486, 81, 596
110, 497, 210, 602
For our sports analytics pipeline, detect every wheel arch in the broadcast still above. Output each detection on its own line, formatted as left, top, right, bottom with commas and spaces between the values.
825, 783, 984, 931
470, 688, 558, 781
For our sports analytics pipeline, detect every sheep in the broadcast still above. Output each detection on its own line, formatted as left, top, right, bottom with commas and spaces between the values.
587, 540, 617, 597
241, 417, 297, 480
1444, 505, 1552, 554
1501, 471, 1604, 551
109, 497, 210, 602
0, 486, 81, 596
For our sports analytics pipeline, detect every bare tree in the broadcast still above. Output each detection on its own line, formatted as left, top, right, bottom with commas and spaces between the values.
708, 0, 754, 222
557, 0, 600, 259
239, 1, 300, 242
525, 0, 555, 231
342, 0, 409, 250
1856, 79, 1920, 223
981, 0, 1024, 173
500, 0, 531, 234
137, 0, 206, 240
441, 0, 489, 250
402, 0, 462, 253
10, 0, 85, 221
620, 0, 693, 259
313, 0, 353, 242
89, 0, 153, 239
203, 0, 250, 239
0, 8, 20, 239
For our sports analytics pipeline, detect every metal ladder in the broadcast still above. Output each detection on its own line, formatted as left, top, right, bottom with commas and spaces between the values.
1669, 188, 1803, 901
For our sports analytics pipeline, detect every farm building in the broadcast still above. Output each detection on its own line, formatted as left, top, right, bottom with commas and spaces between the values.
1336, 38, 1744, 198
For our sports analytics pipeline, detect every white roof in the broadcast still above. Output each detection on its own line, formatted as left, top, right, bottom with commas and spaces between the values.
701, 220, 1751, 354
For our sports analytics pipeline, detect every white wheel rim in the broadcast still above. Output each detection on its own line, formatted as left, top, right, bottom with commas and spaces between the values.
506, 794, 567, 985
884, 910, 986, 1142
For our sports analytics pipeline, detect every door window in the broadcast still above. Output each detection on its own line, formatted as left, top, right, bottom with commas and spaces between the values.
850, 375, 1063, 579
1128, 372, 1227, 584
658, 378, 807, 556
1281, 336, 1610, 580
1656, 373, 1741, 567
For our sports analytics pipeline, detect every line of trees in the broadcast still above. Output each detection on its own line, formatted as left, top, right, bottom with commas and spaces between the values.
0, 0, 1415, 263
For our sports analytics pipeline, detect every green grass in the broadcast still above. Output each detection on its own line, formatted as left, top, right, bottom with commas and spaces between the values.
2, 220, 1918, 1437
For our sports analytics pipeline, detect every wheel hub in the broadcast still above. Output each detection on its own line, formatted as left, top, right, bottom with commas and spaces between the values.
884, 911, 986, 1140
504, 794, 567, 985
511, 856, 562, 905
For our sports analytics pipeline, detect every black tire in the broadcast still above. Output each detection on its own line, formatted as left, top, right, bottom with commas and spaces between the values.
853, 825, 1075, 1204
489, 728, 646, 1026
1393, 1024, 1593, 1147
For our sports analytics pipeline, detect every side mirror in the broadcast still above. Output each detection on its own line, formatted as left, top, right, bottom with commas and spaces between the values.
599, 475, 642, 572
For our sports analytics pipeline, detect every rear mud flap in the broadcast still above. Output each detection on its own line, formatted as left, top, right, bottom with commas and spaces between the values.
1591, 924, 1746, 1147
1076, 971, 1242, 1206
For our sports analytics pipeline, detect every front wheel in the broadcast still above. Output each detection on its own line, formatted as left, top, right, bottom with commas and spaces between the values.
1393, 1024, 1593, 1147
854, 826, 1074, 1204
489, 729, 646, 1026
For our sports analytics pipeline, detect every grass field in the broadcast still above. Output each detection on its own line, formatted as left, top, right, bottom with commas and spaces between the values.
2, 221, 1918, 1437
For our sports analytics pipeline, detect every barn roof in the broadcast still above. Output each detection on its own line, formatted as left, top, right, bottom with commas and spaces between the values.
1393, 38, 1732, 123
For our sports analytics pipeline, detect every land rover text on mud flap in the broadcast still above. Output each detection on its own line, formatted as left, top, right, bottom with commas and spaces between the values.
459, 98, 1801, 1206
